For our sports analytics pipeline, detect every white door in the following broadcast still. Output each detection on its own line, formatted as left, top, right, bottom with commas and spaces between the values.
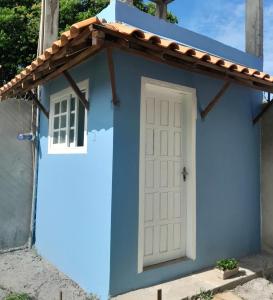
139, 78, 196, 269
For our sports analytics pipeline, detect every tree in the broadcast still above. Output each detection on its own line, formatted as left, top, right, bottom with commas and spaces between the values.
0, 0, 178, 84
0, 1, 40, 84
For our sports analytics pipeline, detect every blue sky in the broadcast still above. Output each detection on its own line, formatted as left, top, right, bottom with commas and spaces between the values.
145, 0, 273, 73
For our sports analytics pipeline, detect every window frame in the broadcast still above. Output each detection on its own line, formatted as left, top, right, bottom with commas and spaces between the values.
48, 79, 89, 154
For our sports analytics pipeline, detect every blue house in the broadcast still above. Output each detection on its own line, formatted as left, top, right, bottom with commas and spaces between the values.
0, 1, 271, 299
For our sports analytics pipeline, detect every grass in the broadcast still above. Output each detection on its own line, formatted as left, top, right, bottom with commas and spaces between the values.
4, 293, 32, 300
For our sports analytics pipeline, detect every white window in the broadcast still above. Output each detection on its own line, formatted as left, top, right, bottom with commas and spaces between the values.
48, 80, 88, 154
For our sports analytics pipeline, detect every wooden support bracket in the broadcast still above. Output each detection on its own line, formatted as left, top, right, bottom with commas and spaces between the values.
253, 97, 273, 124
201, 81, 231, 119
30, 91, 49, 119
106, 47, 119, 105
63, 70, 89, 110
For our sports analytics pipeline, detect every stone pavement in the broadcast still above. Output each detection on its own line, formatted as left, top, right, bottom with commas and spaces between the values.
114, 253, 273, 300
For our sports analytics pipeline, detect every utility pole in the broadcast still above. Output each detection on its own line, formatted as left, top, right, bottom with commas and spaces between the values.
38, 0, 59, 54
150, 0, 175, 20
245, 0, 263, 57
29, 0, 60, 248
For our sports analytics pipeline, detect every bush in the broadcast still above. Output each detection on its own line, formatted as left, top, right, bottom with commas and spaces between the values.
216, 258, 238, 271
4, 293, 31, 300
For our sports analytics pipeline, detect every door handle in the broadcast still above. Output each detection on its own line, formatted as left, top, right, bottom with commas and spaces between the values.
182, 167, 188, 182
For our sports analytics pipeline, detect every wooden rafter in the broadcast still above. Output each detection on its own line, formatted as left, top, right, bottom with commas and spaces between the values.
253, 97, 273, 124
63, 70, 89, 110
29, 91, 49, 119
201, 81, 231, 119
93, 23, 273, 93
21, 44, 103, 93
106, 47, 118, 105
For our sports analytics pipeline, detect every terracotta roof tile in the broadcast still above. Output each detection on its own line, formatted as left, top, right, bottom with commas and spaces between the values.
70, 16, 101, 38
60, 31, 71, 46
0, 16, 271, 99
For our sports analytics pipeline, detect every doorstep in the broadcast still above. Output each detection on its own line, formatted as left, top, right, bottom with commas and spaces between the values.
113, 253, 273, 300
112, 267, 256, 300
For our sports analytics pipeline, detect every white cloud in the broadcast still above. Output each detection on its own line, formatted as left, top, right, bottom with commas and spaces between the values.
184, 0, 273, 74
187, 1, 245, 50
264, 2, 273, 73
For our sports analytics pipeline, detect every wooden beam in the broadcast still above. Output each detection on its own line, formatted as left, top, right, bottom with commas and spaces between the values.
106, 47, 118, 105
62, 70, 89, 110
93, 23, 273, 90
22, 43, 103, 92
253, 99, 273, 124
201, 81, 231, 119
30, 91, 49, 119
104, 38, 273, 94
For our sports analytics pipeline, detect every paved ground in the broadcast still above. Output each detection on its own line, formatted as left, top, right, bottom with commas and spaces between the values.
2, 250, 273, 300
115, 253, 273, 300
0, 249, 97, 300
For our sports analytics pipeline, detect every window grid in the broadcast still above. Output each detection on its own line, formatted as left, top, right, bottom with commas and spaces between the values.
53, 98, 68, 145
49, 87, 87, 154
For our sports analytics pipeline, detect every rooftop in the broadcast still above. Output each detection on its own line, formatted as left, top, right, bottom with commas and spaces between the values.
0, 15, 272, 100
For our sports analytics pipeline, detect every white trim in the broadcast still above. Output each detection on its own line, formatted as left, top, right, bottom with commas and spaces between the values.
48, 79, 89, 155
138, 77, 197, 273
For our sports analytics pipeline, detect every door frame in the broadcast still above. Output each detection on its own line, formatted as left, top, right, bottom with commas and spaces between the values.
138, 77, 197, 273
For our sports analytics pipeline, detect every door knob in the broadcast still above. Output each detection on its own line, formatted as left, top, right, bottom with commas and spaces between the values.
182, 167, 188, 182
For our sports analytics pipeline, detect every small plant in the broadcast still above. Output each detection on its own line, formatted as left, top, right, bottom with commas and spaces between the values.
86, 294, 100, 300
216, 258, 238, 271
197, 289, 213, 300
4, 293, 31, 300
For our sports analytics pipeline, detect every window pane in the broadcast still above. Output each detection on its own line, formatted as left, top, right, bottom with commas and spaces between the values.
70, 129, 75, 144
61, 100, 67, 113
53, 131, 59, 144
70, 112, 75, 127
60, 130, 66, 143
55, 102, 60, 115
60, 115, 66, 128
77, 100, 85, 147
54, 117, 59, 129
71, 97, 75, 111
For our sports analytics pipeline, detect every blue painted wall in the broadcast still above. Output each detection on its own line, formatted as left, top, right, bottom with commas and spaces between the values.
35, 2, 263, 298
109, 49, 261, 296
35, 52, 113, 299
99, 0, 263, 69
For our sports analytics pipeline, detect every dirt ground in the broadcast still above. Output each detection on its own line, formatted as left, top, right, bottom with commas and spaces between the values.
0, 249, 97, 300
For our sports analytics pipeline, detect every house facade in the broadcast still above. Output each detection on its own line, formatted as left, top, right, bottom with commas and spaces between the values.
0, 1, 268, 299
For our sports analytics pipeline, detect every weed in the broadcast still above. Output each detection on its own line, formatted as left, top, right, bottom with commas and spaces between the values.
196, 289, 213, 300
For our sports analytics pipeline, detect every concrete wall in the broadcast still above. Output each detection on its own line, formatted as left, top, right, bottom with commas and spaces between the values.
109, 49, 262, 296
0, 99, 33, 250
35, 52, 113, 299
261, 106, 273, 253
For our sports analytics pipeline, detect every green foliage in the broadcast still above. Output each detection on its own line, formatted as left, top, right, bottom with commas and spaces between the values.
0, 0, 178, 84
4, 293, 31, 300
216, 258, 238, 271
0, 1, 40, 84
196, 290, 213, 300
